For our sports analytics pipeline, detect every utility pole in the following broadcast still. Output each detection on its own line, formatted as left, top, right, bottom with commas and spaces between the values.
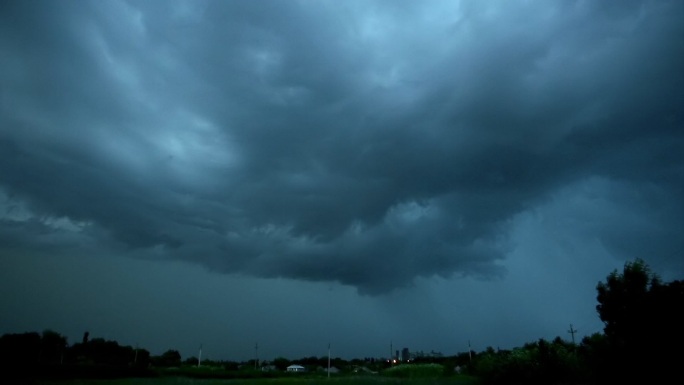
254, 343, 258, 370
61, 342, 67, 365
468, 340, 472, 362
568, 324, 577, 344
327, 343, 331, 379
198, 344, 202, 368
390, 341, 393, 362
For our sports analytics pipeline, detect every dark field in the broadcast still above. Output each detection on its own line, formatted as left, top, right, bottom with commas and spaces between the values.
27, 376, 480, 385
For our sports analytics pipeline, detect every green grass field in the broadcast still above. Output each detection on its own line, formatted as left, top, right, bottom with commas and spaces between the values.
32, 375, 480, 385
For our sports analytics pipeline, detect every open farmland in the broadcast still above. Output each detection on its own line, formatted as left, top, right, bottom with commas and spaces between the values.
29, 375, 480, 385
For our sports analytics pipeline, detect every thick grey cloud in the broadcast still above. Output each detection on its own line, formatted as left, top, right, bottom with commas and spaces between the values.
1, 0, 682, 299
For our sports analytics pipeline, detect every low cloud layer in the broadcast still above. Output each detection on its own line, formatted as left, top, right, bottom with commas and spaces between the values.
1, 0, 682, 294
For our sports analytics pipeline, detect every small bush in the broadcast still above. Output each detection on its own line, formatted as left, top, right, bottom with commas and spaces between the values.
382, 363, 444, 378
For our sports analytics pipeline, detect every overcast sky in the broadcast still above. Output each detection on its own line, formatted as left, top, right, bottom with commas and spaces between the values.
1, 0, 682, 362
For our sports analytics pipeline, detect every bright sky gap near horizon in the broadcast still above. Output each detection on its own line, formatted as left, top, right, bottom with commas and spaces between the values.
1, 0, 682, 362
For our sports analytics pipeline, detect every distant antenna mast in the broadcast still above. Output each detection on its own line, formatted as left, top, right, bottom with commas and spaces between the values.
198, 344, 202, 367
568, 324, 577, 344
254, 343, 258, 370
468, 340, 472, 362
327, 343, 331, 378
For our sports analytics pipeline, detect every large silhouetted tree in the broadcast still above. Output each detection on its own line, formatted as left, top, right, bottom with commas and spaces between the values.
153, 349, 181, 367
0, 332, 41, 367
39, 329, 67, 364
596, 259, 656, 344
595, 258, 683, 383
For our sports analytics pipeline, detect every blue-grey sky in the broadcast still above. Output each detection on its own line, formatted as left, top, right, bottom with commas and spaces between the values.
1, 0, 682, 362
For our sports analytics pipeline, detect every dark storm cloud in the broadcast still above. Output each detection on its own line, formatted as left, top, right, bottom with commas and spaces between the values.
1, 0, 682, 294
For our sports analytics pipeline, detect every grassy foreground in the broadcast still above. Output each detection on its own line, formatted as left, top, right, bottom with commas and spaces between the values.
31, 375, 480, 385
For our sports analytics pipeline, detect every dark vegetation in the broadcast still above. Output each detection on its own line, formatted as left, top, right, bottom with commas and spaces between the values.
2, 258, 682, 384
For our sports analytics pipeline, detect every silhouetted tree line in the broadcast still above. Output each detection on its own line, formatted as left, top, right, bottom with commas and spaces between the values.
0, 330, 159, 379
151, 349, 181, 367
1, 258, 681, 383
469, 258, 684, 385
